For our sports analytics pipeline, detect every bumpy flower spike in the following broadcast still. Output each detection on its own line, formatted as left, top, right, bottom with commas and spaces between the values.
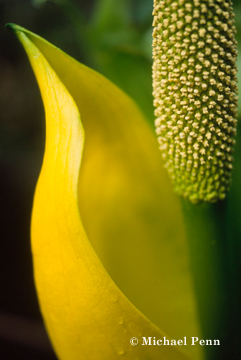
152, 0, 238, 203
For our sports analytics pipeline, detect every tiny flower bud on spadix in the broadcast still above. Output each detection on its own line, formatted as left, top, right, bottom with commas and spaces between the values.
152, 0, 238, 203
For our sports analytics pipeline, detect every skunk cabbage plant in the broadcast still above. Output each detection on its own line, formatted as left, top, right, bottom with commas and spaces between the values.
7, 0, 239, 359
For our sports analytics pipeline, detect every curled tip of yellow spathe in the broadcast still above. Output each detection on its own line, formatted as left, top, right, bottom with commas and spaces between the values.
152, 0, 238, 203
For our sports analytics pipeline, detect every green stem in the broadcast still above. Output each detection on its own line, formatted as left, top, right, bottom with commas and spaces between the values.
181, 200, 232, 360
226, 122, 241, 358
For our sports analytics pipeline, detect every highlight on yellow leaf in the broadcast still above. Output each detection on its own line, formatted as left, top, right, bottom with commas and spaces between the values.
8, 24, 202, 360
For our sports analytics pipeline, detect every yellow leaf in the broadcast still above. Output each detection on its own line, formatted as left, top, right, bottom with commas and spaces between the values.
9, 24, 202, 359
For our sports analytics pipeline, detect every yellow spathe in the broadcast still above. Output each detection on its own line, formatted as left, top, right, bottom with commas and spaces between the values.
11, 24, 202, 360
